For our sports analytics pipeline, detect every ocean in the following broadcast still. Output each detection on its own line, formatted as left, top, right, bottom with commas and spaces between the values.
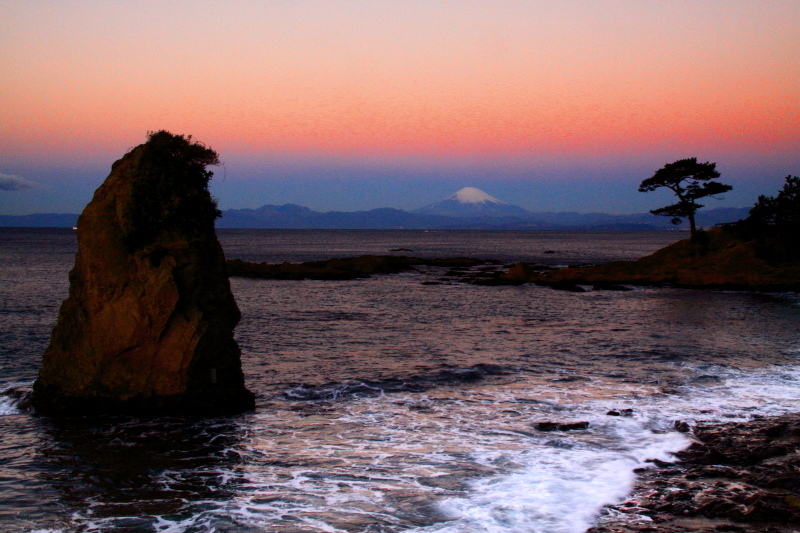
1, 228, 799, 533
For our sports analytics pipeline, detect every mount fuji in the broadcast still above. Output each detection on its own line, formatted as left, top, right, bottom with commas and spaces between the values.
414, 187, 531, 218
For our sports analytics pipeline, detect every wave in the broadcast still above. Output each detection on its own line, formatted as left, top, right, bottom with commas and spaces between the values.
282, 364, 514, 401
0, 382, 32, 414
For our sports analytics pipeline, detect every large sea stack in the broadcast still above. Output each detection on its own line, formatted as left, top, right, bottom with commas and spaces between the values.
32, 131, 255, 416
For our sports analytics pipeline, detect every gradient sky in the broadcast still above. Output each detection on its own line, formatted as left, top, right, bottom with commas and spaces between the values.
1, 0, 798, 215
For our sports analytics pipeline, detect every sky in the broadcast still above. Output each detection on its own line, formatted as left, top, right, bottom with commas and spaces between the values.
1, 0, 798, 216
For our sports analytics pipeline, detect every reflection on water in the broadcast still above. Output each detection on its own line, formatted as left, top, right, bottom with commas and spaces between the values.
0, 229, 799, 532
235, 273, 800, 398
0, 415, 247, 531
216, 229, 684, 265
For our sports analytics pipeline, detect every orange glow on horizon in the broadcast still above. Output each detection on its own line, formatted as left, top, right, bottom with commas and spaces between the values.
1, 1, 798, 170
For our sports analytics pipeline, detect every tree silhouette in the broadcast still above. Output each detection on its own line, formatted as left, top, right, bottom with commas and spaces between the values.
639, 158, 732, 241
735, 175, 800, 260
746, 175, 800, 229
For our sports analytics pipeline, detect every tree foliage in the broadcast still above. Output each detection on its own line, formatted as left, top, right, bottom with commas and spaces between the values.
733, 175, 800, 260
124, 130, 221, 252
639, 158, 732, 240
746, 175, 800, 228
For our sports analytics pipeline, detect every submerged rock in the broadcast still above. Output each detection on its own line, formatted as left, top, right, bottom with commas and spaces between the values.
226, 255, 493, 281
536, 421, 590, 431
32, 131, 254, 416
546, 282, 587, 293
592, 283, 633, 291
226, 255, 420, 280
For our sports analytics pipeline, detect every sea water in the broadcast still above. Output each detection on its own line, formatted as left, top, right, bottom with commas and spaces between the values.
1, 228, 799, 533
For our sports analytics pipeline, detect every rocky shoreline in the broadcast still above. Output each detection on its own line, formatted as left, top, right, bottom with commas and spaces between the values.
226, 229, 799, 293
589, 413, 800, 532
504, 229, 800, 293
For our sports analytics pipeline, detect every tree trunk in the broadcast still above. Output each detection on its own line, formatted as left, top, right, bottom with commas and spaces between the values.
688, 212, 698, 241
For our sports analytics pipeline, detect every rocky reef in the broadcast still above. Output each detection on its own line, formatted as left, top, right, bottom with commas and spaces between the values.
32, 131, 254, 416
589, 413, 800, 533
227, 255, 491, 280
506, 228, 800, 292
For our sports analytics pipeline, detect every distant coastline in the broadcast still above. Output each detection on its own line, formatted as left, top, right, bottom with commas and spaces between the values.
0, 213, 80, 228
0, 205, 749, 230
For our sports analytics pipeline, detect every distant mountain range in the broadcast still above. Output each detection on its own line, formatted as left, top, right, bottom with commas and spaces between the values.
0, 187, 750, 230
215, 187, 749, 230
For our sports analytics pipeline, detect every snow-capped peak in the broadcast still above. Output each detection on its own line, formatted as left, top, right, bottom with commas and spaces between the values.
413, 186, 528, 217
447, 187, 505, 205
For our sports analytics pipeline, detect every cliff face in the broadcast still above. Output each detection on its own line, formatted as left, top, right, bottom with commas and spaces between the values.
516, 229, 800, 292
32, 133, 254, 416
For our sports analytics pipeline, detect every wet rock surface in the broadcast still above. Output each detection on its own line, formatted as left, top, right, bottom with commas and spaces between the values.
589, 413, 800, 533
32, 132, 254, 416
536, 421, 590, 431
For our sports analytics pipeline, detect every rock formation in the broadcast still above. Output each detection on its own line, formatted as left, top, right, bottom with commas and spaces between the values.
588, 413, 800, 532
32, 131, 254, 416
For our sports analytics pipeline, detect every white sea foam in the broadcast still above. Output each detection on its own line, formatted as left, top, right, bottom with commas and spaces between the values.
629, 364, 800, 423
0, 381, 31, 415
147, 367, 800, 533
416, 453, 641, 533
0, 396, 20, 415
401, 407, 689, 533
402, 364, 800, 533
17, 366, 800, 533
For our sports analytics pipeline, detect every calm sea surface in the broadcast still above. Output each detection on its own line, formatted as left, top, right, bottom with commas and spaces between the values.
1, 228, 799, 533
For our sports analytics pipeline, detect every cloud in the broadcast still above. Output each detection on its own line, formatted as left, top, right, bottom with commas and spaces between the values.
0, 173, 42, 191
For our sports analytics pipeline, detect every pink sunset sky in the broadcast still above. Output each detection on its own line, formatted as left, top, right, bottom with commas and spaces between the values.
1, 0, 798, 215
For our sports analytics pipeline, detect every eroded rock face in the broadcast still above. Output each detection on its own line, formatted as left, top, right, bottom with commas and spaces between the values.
32, 132, 254, 416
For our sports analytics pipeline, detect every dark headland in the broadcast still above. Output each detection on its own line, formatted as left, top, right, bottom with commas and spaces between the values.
501, 226, 800, 292
507, 173, 800, 292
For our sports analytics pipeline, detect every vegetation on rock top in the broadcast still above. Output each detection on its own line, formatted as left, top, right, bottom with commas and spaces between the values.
730, 174, 800, 262
124, 130, 221, 252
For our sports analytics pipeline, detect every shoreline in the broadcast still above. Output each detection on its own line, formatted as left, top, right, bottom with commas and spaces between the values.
510, 229, 800, 293
588, 413, 800, 532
